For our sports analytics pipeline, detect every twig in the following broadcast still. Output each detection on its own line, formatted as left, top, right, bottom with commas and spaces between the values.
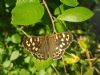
81, 66, 83, 75
85, 49, 92, 67
42, 0, 56, 33
51, 64, 60, 75
62, 56, 67, 75
16, 27, 31, 38
94, 67, 100, 75
85, 58, 96, 61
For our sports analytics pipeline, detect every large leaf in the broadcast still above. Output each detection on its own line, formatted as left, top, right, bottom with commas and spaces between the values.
10, 51, 20, 61
11, 33, 21, 44
60, 0, 79, 7
3, 60, 11, 68
16, 0, 40, 5
11, 1, 44, 26
57, 7, 94, 22
33, 58, 53, 71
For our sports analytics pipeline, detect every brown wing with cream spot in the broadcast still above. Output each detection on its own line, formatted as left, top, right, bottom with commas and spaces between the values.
49, 32, 73, 59
22, 36, 49, 60
55, 32, 73, 50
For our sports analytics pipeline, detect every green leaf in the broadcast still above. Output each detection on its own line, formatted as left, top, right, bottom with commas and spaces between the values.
78, 36, 91, 53
33, 58, 53, 71
38, 28, 45, 35
3, 60, 11, 68
10, 51, 20, 61
19, 69, 30, 75
11, 2, 44, 25
57, 7, 94, 22
38, 70, 46, 75
11, 33, 21, 44
16, 0, 40, 5
60, 0, 79, 7
29, 66, 36, 74
24, 56, 31, 63
7, 70, 19, 75
64, 54, 80, 64
84, 67, 94, 75
55, 20, 66, 32
54, 4, 65, 15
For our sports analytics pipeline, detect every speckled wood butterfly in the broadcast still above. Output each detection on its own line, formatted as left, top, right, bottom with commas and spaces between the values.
22, 32, 73, 60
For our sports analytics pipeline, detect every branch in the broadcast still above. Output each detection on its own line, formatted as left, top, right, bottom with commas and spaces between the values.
42, 0, 56, 33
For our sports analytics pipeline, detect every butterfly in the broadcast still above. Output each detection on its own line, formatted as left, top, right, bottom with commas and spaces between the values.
22, 32, 73, 60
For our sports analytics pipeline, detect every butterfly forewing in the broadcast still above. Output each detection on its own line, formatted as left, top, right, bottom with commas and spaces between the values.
23, 36, 49, 60
49, 32, 73, 59
22, 32, 73, 60
55, 32, 73, 49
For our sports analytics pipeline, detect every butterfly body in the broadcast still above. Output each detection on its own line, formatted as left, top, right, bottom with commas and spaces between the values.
23, 32, 73, 60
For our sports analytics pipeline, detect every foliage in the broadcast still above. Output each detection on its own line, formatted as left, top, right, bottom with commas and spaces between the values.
0, 0, 100, 75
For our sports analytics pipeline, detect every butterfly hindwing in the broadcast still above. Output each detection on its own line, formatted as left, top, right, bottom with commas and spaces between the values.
49, 32, 73, 59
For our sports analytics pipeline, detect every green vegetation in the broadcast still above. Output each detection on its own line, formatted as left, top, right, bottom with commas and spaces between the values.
0, 0, 100, 75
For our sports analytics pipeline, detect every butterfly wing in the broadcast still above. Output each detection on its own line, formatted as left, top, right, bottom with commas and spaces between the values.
23, 32, 73, 60
22, 36, 49, 60
49, 32, 73, 59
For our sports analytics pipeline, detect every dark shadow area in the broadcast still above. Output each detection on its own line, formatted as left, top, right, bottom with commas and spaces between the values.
90, 5, 100, 35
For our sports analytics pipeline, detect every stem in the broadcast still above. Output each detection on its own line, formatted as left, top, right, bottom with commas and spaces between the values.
51, 64, 60, 75
16, 27, 31, 38
85, 49, 92, 67
81, 66, 83, 75
94, 67, 100, 74
62, 56, 67, 75
42, 0, 56, 33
